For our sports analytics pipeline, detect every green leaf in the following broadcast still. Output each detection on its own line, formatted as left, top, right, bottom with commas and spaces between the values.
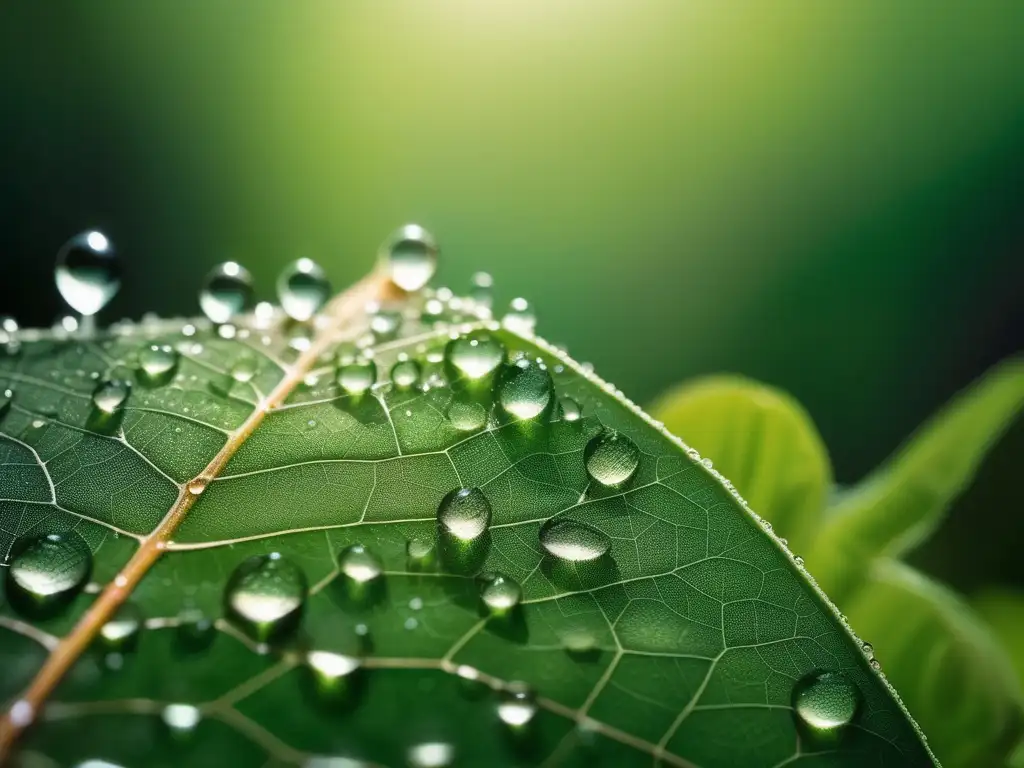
844, 561, 1023, 768
649, 375, 831, 556
809, 357, 1024, 602
973, 589, 1024, 692
0, 299, 934, 766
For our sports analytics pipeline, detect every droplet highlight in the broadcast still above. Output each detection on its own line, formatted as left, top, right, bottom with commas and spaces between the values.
338, 544, 383, 584
199, 262, 254, 324
55, 230, 121, 316
497, 682, 537, 728
278, 258, 331, 322
92, 379, 131, 414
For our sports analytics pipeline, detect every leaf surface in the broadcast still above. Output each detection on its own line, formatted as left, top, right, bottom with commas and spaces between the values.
0, 300, 934, 766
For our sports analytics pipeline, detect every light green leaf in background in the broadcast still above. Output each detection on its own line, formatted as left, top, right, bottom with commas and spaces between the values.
808, 358, 1024, 603
973, 589, 1024, 693
649, 375, 831, 557
0, 279, 935, 766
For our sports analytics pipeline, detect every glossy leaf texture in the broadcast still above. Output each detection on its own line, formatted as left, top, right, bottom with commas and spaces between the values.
0, 303, 934, 767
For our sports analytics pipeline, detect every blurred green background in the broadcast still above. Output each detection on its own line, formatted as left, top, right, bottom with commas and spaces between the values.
1, 2, 1022, 589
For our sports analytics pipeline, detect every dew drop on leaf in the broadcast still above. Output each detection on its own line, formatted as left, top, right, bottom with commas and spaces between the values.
176, 608, 215, 651
445, 333, 506, 381
370, 309, 402, 340
5, 531, 92, 618
584, 429, 640, 487
199, 261, 254, 324
98, 602, 143, 651
470, 271, 494, 309
502, 297, 536, 334
338, 543, 383, 584
497, 682, 538, 728
381, 223, 439, 292
390, 358, 421, 389
558, 397, 581, 422
498, 358, 553, 420
792, 670, 861, 735
187, 478, 208, 495
138, 344, 179, 383
230, 353, 258, 384
479, 572, 522, 613
337, 358, 376, 395
446, 399, 487, 432
406, 537, 436, 569
162, 703, 201, 735
91, 379, 131, 414
55, 230, 121, 316
407, 741, 456, 768
277, 258, 331, 322
437, 487, 492, 541
306, 650, 361, 697
224, 552, 308, 642
539, 518, 610, 562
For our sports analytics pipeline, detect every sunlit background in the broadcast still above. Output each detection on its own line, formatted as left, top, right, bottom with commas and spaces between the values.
1, 2, 1022, 591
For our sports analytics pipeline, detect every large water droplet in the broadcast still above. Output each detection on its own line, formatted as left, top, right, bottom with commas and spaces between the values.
92, 378, 131, 414
99, 602, 143, 651
792, 671, 860, 735
382, 224, 438, 292
390, 358, 421, 389
199, 262, 254, 324
162, 703, 201, 735
501, 297, 536, 334
479, 572, 522, 614
539, 518, 610, 562
138, 344, 179, 384
55, 230, 121, 316
445, 333, 506, 381
497, 682, 537, 728
585, 429, 640, 487
224, 552, 308, 642
498, 358, 553, 421
337, 358, 376, 395
338, 544, 383, 584
278, 258, 331, 322
5, 532, 92, 618
437, 487, 492, 541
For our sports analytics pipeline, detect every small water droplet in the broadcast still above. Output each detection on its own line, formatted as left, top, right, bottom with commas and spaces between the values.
162, 703, 201, 735
369, 309, 402, 340
558, 397, 581, 422
406, 537, 436, 569
497, 682, 537, 728
382, 224, 439, 292
792, 670, 860, 735
437, 487, 492, 541
187, 477, 208, 495
391, 359, 421, 389
869, 658, 881, 671
99, 602, 143, 651
498, 358, 552, 420
55, 230, 120, 316
338, 544, 383, 584
176, 608, 215, 651
861, 642, 873, 656
584, 429, 640, 487
138, 344, 179, 383
479, 572, 522, 613
444, 333, 505, 381
446, 399, 487, 432
470, 271, 494, 309
794, 555, 804, 566
224, 552, 308, 642
407, 742, 456, 768
92, 379, 131, 414
502, 297, 536, 334
701, 457, 713, 469
230, 353, 258, 383
337, 358, 376, 395
278, 258, 331, 322
5, 532, 92, 618
306, 650, 361, 700
199, 262, 254, 324
0, 316, 18, 335
539, 518, 610, 562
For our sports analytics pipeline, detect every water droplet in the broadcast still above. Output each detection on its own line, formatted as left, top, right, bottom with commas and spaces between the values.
162, 703, 201, 735
176, 608, 215, 651
792, 671, 860, 734
338, 544, 383, 584
445, 333, 505, 381
306, 650, 361, 698
99, 602, 143, 650
337, 358, 376, 395
701, 457, 713, 469
187, 478, 208, 495
497, 682, 537, 728
470, 272, 494, 308
5, 532, 92, 618
0, 316, 18, 335
381, 224, 438, 291
138, 344, 178, 382
55, 230, 120, 316
446, 399, 487, 432
406, 537, 436, 569
224, 552, 308, 642
861, 642, 873, 655
498, 358, 552, 420
437, 487, 492, 541
869, 658, 881, 671
391, 359, 421, 389
407, 742, 456, 768
558, 397, 581, 422
479, 572, 522, 613
584, 429, 639, 487
230, 353, 258, 383
539, 518, 610, 562
369, 309, 401, 340
794, 555, 805, 566
92, 379, 131, 414
199, 262, 254, 324
502, 297, 536, 334
278, 258, 331, 322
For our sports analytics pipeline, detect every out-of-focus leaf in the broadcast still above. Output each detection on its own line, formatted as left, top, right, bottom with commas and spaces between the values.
0, 293, 935, 766
809, 358, 1024, 602
649, 375, 830, 556
974, 589, 1024, 689
845, 560, 1024, 768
